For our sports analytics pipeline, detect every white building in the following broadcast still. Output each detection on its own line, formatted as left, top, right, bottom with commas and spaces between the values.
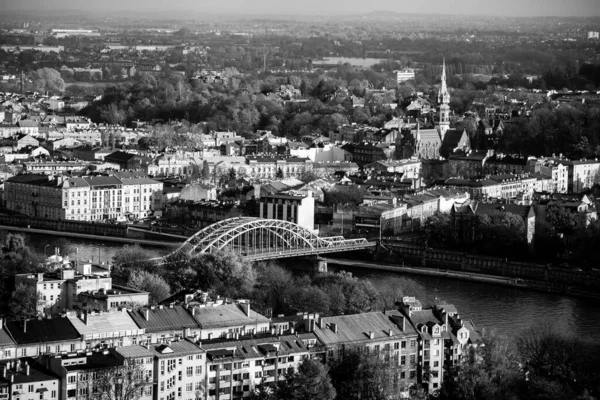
258, 193, 315, 231
396, 68, 416, 83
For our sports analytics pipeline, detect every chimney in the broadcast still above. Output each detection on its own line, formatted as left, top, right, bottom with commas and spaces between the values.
144, 309, 150, 321
368, 331, 375, 339
290, 327, 295, 334
23, 320, 26, 333
319, 318, 326, 329
83, 312, 89, 326
1, 366, 5, 378
25, 362, 30, 376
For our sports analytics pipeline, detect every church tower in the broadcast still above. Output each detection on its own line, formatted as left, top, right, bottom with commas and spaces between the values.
438, 57, 451, 140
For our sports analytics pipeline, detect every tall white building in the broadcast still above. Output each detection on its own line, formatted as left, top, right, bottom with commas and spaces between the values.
396, 68, 416, 83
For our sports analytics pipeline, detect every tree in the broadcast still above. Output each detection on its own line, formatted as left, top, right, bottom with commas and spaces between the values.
447, 332, 523, 400
83, 358, 150, 400
9, 284, 42, 319
173, 250, 256, 298
127, 270, 171, 305
278, 359, 336, 400
112, 245, 162, 284
329, 349, 412, 400
30, 67, 65, 92
202, 160, 210, 180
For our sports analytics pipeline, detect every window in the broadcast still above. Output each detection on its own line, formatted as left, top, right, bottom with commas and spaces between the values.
195, 366, 202, 375
410, 340, 416, 348
186, 367, 193, 377
255, 372, 262, 378
394, 342, 400, 350
186, 383, 193, 392
434, 361, 439, 368
409, 355, 416, 364
401, 355, 406, 365
28, 384, 34, 393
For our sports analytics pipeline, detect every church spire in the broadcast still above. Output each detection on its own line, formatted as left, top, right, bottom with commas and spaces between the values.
438, 57, 451, 141
438, 57, 450, 105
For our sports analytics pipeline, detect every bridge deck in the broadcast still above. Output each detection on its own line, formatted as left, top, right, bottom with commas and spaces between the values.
240, 242, 377, 262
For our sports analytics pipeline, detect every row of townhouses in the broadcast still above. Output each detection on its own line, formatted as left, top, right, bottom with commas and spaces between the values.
0, 294, 482, 400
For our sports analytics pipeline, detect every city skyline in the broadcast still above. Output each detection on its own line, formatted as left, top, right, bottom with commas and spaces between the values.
2, 0, 600, 17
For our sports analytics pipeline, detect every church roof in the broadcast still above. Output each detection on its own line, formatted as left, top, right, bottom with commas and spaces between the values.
440, 129, 469, 158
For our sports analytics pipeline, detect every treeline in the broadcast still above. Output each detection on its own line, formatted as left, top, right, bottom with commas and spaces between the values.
497, 104, 600, 159
112, 246, 428, 316
79, 70, 400, 137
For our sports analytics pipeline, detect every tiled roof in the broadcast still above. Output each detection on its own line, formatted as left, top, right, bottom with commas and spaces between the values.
115, 345, 155, 359
0, 329, 15, 347
129, 305, 199, 333
202, 334, 309, 361
67, 312, 141, 337
314, 312, 410, 346
5, 318, 80, 344
149, 339, 202, 358
192, 303, 270, 329
105, 151, 137, 162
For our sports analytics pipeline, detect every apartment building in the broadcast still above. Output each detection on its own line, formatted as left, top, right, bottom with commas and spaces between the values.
400, 297, 482, 394
46, 348, 154, 400
190, 301, 271, 341
15, 263, 148, 315
312, 312, 420, 397
4, 174, 163, 221
128, 305, 202, 345
0, 359, 59, 400
120, 177, 163, 219
4, 318, 83, 359
66, 310, 146, 350
396, 68, 416, 83
150, 340, 205, 400
202, 334, 311, 399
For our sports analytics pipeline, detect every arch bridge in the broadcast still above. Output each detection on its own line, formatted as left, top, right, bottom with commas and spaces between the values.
170, 217, 375, 262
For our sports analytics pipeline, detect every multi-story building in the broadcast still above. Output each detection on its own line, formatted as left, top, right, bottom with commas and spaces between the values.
146, 153, 194, 177
245, 156, 313, 180
528, 158, 569, 194
365, 159, 422, 179
5, 174, 163, 221
311, 312, 420, 398
22, 161, 88, 175
150, 339, 205, 400
66, 310, 146, 350
15, 263, 149, 314
396, 68, 416, 83
120, 177, 163, 219
0, 359, 60, 400
46, 348, 154, 400
190, 301, 271, 341
128, 305, 202, 345
569, 160, 600, 193
4, 317, 83, 358
399, 297, 482, 394
203, 334, 312, 399
258, 193, 315, 231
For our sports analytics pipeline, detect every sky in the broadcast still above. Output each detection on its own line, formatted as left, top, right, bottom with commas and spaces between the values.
2, 0, 600, 17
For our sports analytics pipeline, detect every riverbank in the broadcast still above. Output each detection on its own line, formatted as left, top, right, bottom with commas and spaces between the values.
0, 225, 182, 248
323, 257, 600, 300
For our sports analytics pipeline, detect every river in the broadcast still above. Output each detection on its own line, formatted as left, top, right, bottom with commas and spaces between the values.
5, 230, 600, 341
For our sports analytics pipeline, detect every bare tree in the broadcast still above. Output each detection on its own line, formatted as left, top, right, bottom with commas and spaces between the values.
76, 359, 150, 400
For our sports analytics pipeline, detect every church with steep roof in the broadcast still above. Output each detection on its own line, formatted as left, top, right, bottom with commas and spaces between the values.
409, 58, 471, 160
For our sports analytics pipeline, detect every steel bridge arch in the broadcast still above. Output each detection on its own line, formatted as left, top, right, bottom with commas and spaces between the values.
174, 217, 344, 256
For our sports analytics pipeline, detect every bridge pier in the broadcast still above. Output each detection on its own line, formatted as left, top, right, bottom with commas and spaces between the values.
313, 257, 328, 273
